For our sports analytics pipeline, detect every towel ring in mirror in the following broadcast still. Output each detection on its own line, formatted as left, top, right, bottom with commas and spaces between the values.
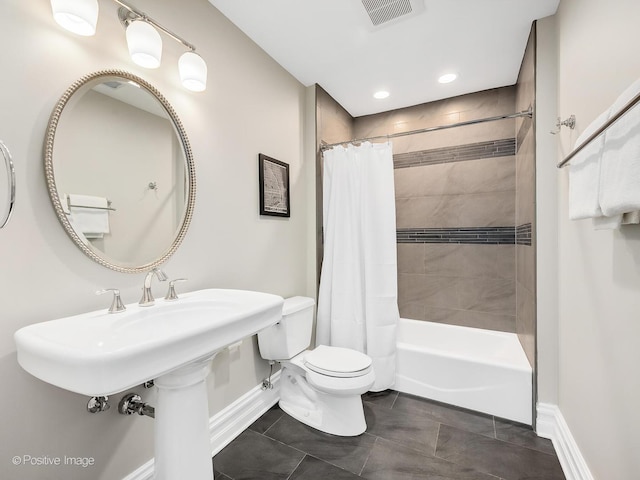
0, 140, 16, 229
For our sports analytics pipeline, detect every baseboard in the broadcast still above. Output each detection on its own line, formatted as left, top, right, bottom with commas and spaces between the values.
536, 403, 594, 480
123, 371, 281, 480
209, 371, 281, 455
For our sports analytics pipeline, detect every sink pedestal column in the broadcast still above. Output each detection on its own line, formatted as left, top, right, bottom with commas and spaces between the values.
154, 355, 217, 480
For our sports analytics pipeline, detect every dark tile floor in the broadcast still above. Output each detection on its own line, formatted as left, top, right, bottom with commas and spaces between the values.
213, 390, 566, 480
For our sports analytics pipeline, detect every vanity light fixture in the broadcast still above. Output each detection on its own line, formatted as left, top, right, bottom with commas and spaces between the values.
125, 19, 162, 69
116, 1, 207, 91
178, 51, 208, 93
50, 0, 208, 92
50, 0, 99, 36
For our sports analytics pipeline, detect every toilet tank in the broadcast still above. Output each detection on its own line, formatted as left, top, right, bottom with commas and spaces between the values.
257, 296, 315, 361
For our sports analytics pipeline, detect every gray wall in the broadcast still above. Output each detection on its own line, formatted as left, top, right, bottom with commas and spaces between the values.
57, 89, 179, 266
515, 26, 537, 371
353, 88, 518, 332
0, 1, 314, 479
315, 86, 355, 288
552, 0, 640, 477
316, 86, 355, 146
534, 13, 559, 417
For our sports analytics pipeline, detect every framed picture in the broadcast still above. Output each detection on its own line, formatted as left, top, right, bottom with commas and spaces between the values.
258, 154, 290, 217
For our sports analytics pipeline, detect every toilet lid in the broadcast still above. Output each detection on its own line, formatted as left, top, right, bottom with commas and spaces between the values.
304, 345, 372, 378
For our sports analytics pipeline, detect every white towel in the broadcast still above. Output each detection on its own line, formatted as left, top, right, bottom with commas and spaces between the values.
67, 194, 110, 238
592, 215, 622, 230
590, 210, 640, 230
568, 109, 610, 220
598, 78, 640, 217
59, 193, 70, 215
622, 211, 640, 225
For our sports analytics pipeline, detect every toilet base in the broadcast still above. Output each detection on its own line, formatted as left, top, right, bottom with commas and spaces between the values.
278, 365, 369, 436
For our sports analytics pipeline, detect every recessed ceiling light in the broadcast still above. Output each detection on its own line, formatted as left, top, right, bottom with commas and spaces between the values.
373, 90, 390, 99
438, 73, 458, 84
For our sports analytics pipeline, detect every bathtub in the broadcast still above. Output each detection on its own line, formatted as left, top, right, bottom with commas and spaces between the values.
395, 318, 532, 424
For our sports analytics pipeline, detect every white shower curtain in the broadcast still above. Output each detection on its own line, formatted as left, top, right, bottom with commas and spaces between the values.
316, 141, 399, 391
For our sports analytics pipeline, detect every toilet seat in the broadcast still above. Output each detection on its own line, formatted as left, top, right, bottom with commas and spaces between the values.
304, 345, 372, 378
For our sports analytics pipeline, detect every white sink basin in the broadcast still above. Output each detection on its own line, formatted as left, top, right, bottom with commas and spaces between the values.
14, 288, 284, 396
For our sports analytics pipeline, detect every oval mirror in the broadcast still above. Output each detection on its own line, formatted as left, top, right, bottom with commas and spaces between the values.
44, 70, 195, 273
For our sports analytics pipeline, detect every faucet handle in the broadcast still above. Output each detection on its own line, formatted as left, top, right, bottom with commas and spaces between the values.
165, 278, 188, 301
96, 289, 126, 314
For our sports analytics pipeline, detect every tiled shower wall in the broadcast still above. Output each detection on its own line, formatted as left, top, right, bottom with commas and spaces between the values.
353, 87, 518, 332
515, 25, 537, 369
315, 86, 355, 281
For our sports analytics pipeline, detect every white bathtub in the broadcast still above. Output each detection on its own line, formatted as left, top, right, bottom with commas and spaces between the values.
395, 318, 532, 424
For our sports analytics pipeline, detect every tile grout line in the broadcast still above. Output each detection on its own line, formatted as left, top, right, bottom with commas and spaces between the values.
259, 406, 382, 476
305, 451, 367, 477
432, 424, 566, 480
495, 432, 561, 457
255, 417, 315, 459
433, 422, 441, 457
284, 454, 307, 480
445, 421, 562, 458
358, 435, 379, 477
389, 391, 399, 409
492, 417, 560, 456
394, 188, 518, 200
260, 412, 285, 436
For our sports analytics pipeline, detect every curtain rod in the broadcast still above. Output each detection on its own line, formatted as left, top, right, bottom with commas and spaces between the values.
319, 109, 533, 151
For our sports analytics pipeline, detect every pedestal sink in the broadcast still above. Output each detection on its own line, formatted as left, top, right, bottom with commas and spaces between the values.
14, 288, 284, 480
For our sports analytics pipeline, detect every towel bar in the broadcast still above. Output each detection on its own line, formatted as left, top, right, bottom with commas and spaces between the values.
558, 90, 640, 168
67, 204, 116, 212
66, 197, 116, 212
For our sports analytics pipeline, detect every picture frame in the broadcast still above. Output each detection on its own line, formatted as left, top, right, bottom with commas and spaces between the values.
258, 154, 290, 217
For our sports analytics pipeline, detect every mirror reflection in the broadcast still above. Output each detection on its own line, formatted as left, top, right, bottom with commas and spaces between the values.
45, 71, 195, 273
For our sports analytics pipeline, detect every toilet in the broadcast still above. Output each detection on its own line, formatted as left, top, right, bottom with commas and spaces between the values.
257, 296, 375, 436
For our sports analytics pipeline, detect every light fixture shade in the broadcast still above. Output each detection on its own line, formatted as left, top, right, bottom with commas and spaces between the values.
126, 20, 162, 69
179, 52, 208, 92
50, 0, 99, 36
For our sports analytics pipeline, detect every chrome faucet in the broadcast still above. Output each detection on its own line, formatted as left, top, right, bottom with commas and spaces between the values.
96, 288, 126, 314
139, 268, 168, 306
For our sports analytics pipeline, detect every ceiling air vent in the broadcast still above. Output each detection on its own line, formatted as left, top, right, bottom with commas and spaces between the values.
360, 0, 425, 27
103, 81, 124, 90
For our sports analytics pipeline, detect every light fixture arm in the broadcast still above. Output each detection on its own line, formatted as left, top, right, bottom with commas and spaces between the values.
50, 0, 207, 91
114, 0, 196, 52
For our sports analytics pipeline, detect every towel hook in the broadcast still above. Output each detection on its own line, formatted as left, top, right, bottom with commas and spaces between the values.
550, 115, 576, 135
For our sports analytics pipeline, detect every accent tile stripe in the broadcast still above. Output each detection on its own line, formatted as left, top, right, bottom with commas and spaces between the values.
397, 227, 515, 245
394, 138, 516, 169
516, 223, 532, 246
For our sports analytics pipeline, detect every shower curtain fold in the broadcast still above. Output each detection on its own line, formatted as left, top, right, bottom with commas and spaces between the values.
317, 141, 399, 391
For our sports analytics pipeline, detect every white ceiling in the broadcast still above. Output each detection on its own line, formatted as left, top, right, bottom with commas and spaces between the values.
208, 0, 559, 117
